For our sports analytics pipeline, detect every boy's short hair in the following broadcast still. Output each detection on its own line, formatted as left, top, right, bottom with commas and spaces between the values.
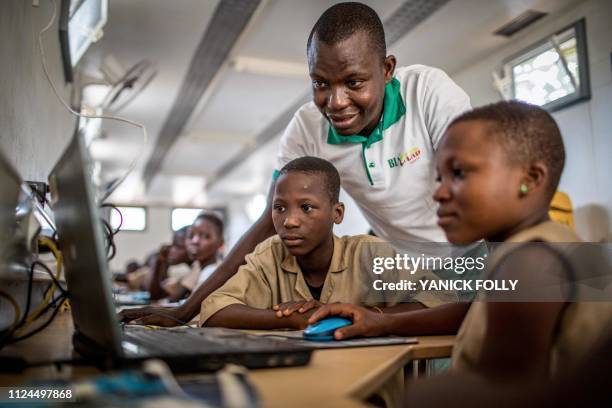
194, 211, 224, 237
307, 2, 386, 62
450, 101, 565, 196
278, 156, 341, 203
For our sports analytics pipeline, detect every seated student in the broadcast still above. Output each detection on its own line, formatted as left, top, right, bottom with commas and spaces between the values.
146, 226, 192, 299
180, 212, 225, 294
309, 101, 612, 378
123, 228, 191, 293
113, 260, 141, 285
149, 214, 224, 302
201, 157, 451, 329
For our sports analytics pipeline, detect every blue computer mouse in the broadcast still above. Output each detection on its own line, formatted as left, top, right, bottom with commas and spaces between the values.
303, 317, 352, 341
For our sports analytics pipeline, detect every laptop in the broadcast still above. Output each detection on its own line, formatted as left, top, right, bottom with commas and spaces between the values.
48, 131, 312, 372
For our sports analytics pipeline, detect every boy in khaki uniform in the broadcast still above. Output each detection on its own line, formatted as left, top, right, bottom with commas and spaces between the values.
200, 157, 455, 329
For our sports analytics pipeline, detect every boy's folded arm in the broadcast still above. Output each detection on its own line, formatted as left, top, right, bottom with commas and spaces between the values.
198, 245, 276, 325
203, 304, 309, 330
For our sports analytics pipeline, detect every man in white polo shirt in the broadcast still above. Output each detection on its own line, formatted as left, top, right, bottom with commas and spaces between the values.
120, 2, 472, 328
276, 64, 469, 248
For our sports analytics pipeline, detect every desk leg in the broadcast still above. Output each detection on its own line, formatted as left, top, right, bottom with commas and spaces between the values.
410, 359, 426, 378
366, 369, 404, 408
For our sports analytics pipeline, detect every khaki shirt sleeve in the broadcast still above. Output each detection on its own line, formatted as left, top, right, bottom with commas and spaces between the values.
199, 250, 273, 326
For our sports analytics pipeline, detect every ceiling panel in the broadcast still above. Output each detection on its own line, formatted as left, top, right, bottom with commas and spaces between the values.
389, 0, 580, 75
82, 0, 219, 169
161, 137, 245, 177
207, 135, 279, 200
186, 69, 309, 138
235, 0, 404, 61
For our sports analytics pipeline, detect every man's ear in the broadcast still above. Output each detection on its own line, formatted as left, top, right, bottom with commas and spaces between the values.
333, 202, 345, 224
383, 55, 396, 83
521, 162, 549, 197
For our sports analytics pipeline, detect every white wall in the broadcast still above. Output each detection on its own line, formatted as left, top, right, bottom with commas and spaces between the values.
0, 0, 75, 181
335, 189, 371, 236
224, 198, 257, 250
452, 0, 612, 242
110, 207, 174, 272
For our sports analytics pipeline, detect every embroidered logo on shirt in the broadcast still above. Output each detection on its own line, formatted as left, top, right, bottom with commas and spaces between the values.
387, 147, 421, 168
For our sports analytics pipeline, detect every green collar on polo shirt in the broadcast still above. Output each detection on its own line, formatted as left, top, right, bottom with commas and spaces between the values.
326, 77, 406, 147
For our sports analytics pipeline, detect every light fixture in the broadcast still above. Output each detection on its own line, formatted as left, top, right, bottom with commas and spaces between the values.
232, 56, 308, 79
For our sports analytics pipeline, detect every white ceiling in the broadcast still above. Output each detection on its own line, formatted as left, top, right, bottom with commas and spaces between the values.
81, 0, 581, 207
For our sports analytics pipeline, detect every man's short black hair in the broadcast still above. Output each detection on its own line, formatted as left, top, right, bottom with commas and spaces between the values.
278, 156, 341, 203
307, 2, 386, 62
194, 211, 224, 238
449, 101, 565, 196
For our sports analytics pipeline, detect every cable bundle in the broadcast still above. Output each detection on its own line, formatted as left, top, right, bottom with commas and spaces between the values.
0, 237, 68, 349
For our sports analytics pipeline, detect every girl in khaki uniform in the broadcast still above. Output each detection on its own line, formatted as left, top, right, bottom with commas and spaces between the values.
311, 101, 612, 379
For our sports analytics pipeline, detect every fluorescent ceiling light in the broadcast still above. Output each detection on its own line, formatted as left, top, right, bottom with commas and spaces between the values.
232, 56, 308, 78
183, 131, 253, 144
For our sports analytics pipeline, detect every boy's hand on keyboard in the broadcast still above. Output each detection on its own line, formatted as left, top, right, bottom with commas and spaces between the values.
273, 300, 323, 318
118, 306, 189, 327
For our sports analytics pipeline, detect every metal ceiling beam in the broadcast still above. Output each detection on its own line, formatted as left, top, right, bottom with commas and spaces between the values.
206, 0, 451, 189
143, 0, 262, 188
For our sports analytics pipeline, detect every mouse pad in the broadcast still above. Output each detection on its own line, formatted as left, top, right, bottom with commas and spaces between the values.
257, 331, 418, 349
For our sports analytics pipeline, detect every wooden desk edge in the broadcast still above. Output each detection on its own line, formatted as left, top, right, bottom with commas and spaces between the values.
348, 337, 455, 399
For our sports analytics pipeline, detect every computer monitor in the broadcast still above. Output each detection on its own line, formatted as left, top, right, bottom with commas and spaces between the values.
48, 131, 123, 358
49, 132, 313, 372
59, 0, 109, 82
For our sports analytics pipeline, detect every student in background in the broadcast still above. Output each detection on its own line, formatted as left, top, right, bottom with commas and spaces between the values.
149, 214, 223, 302
113, 260, 141, 285
146, 226, 192, 299
201, 157, 449, 329
120, 227, 191, 293
310, 101, 612, 378
181, 212, 225, 294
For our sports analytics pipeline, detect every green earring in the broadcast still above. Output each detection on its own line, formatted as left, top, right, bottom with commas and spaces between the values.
519, 184, 529, 195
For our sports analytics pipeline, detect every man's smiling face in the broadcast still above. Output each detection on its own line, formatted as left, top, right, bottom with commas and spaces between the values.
308, 30, 395, 136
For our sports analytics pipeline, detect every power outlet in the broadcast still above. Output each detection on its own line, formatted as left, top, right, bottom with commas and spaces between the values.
25, 181, 48, 207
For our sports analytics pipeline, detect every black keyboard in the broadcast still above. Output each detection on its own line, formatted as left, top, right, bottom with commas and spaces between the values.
122, 326, 300, 356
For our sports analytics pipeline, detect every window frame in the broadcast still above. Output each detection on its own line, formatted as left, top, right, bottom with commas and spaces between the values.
503, 18, 590, 112
110, 205, 148, 233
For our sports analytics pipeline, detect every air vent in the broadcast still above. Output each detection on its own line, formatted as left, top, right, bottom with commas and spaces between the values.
385, 0, 451, 44
494, 10, 547, 37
